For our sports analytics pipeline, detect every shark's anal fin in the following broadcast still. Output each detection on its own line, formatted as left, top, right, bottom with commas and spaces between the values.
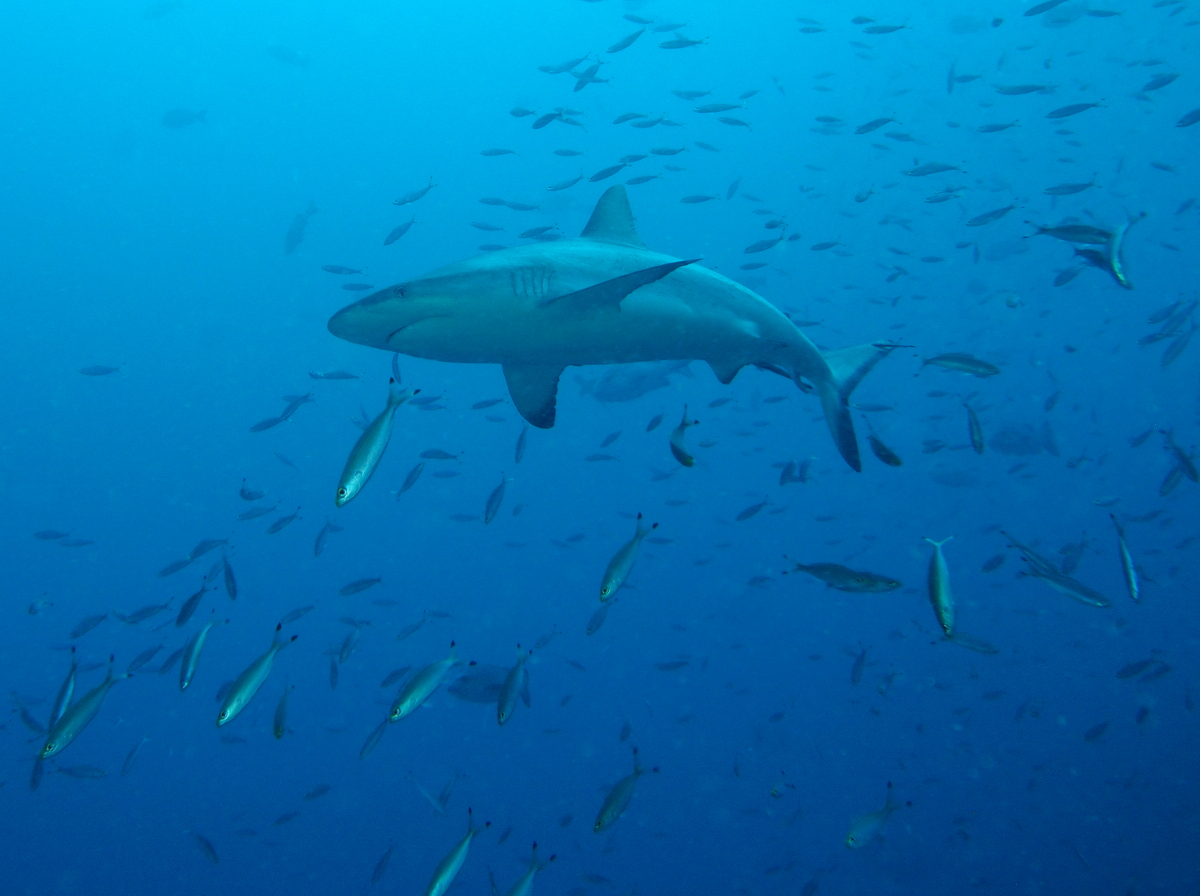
539, 259, 699, 311
708, 359, 744, 385
581, 185, 646, 247
503, 363, 565, 429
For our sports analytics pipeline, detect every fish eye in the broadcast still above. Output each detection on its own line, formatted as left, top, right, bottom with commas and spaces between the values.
337, 487, 347, 497
393, 285, 407, 298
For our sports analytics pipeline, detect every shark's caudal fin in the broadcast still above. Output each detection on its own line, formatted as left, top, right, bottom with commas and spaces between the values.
812, 343, 900, 472
581, 186, 647, 248
504, 363, 565, 428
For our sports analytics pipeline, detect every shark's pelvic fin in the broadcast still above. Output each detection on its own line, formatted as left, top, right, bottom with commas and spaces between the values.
581, 186, 647, 248
504, 363, 566, 428
812, 343, 900, 473
540, 259, 698, 311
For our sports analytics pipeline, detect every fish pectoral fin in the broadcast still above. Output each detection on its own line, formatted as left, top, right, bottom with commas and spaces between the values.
708, 358, 745, 385
538, 259, 699, 311
503, 363, 565, 429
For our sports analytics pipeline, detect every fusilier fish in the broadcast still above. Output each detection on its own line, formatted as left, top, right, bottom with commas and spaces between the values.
274, 684, 293, 738
425, 811, 485, 896
599, 513, 658, 600
669, 406, 698, 466
967, 205, 1017, 227
336, 379, 414, 506
222, 555, 237, 600
860, 414, 901, 467
965, 403, 985, 453
385, 218, 416, 245
607, 28, 644, 53
217, 624, 297, 725
1005, 532, 1112, 607
42, 657, 127, 759
587, 600, 614, 635
267, 508, 301, 533
497, 646, 532, 725
924, 537, 955, 636
49, 648, 77, 729
176, 585, 206, 627
788, 562, 901, 592
390, 645, 459, 721
1110, 514, 1140, 603
502, 843, 556, 896
921, 353, 1000, 377
594, 747, 653, 832
394, 180, 435, 206
845, 782, 902, 848
1046, 102, 1101, 119
485, 472, 509, 523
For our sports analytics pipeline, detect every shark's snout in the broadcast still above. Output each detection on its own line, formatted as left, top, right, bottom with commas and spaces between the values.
328, 285, 407, 349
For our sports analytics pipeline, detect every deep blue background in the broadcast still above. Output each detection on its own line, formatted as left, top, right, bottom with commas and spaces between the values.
3, 1, 1198, 894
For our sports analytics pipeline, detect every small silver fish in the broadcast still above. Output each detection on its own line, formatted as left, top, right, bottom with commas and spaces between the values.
497, 646, 531, 725
845, 782, 902, 847
42, 657, 127, 759
336, 380, 414, 506
180, 619, 219, 691
502, 843, 556, 896
594, 747, 653, 832
217, 624, 297, 726
391, 645, 459, 722
1110, 514, 1140, 604
485, 472, 509, 523
425, 811, 484, 896
924, 537, 955, 637
669, 405, 699, 466
599, 513, 657, 601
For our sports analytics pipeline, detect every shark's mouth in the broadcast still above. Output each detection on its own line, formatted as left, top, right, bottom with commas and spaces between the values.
386, 314, 451, 345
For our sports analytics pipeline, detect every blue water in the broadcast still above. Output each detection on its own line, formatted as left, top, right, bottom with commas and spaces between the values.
4, 1, 1199, 893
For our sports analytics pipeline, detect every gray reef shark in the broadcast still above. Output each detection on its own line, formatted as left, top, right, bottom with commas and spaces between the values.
328, 186, 895, 470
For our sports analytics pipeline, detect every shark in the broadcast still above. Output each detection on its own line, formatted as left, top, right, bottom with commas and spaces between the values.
328, 186, 895, 470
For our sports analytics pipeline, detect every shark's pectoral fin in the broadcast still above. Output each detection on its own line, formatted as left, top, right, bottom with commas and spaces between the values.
538, 259, 699, 311
504, 363, 565, 429
708, 359, 745, 385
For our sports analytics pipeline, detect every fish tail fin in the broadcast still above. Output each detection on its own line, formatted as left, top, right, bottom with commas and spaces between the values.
923, 536, 953, 548
387, 379, 410, 408
813, 343, 899, 472
814, 379, 859, 471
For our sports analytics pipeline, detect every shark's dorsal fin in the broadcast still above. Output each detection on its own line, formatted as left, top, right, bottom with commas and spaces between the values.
581, 186, 646, 248
503, 363, 565, 429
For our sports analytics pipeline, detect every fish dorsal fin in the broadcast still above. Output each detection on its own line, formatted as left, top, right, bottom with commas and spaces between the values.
581, 186, 646, 248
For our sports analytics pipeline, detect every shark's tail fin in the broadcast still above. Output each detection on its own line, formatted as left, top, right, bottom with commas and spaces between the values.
811, 343, 900, 472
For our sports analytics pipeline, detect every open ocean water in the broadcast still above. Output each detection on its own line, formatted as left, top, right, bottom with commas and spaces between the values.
3, 1, 1199, 894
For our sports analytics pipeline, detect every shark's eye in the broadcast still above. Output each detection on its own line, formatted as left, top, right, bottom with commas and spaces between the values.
393, 285, 407, 298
